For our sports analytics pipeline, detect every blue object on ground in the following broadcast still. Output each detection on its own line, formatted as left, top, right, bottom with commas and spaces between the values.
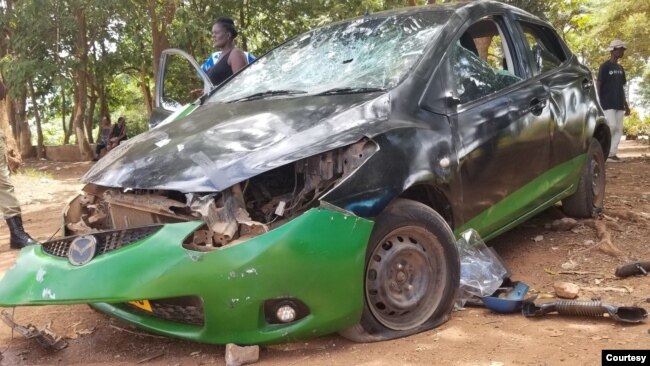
481, 281, 530, 314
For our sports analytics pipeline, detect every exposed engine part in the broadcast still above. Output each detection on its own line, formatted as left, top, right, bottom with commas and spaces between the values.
65, 138, 378, 249
522, 300, 648, 323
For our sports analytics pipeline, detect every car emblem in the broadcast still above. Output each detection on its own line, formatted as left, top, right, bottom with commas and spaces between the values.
67, 235, 97, 266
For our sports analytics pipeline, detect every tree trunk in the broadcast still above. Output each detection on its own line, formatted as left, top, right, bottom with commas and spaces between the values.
140, 66, 153, 116
72, 7, 92, 159
99, 86, 109, 120
28, 80, 45, 159
0, 1, 21, 170
14, 92, 33, 158
61, 84, 69, 143
408, 0, 417, 5
238, 1, 249, 51
148, 0, 176, 81
86, 94, 97, 144
0, 79, 21, 172
64, 112, 74, 145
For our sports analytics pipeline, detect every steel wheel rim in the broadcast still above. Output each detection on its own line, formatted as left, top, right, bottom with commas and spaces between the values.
591, 153, 604, 206
365, 226, 445, 330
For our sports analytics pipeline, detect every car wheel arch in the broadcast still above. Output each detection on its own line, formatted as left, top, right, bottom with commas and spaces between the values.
593, 121, 611, 158
396, 184, 455, 229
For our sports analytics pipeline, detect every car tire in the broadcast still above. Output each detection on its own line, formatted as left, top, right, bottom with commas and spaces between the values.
339, 198, 459, 342
562, 138, 606, 218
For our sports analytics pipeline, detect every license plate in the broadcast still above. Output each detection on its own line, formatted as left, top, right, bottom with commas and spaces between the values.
128, 300, 153, 312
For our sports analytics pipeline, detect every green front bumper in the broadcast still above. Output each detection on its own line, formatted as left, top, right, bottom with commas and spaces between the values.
0, 208, 374, 344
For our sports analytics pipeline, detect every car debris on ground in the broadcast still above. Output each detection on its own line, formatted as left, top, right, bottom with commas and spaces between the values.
0, 310, 68, 351
522, 300, 647, 323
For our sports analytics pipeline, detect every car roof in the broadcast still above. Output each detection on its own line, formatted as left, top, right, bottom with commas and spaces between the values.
326, 0, 540, 25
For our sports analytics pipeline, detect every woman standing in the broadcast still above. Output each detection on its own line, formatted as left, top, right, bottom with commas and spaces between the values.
206, 17, 248, 86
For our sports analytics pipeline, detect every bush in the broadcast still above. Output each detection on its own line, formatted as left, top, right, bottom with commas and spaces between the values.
623, 109, 650, 139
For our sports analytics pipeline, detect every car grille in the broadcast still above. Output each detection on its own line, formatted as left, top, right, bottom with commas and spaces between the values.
41, 225, 163, 258
123, 297, 204, 326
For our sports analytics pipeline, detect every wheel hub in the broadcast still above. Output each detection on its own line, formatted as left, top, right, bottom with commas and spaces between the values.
366, 227, 444, 330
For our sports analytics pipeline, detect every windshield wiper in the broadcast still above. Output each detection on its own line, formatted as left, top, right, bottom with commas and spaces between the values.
227, 89, 307, 103
315, 87, 387, 96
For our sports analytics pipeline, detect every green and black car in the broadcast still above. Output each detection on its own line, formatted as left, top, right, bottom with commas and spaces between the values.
0, 1, 608, 345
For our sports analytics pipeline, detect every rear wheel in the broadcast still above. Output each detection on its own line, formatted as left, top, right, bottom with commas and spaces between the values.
339, 198, 459, 342
562, 138, 606, 218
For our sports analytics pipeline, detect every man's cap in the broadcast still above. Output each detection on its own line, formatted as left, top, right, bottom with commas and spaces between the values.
608, 39, 627, 51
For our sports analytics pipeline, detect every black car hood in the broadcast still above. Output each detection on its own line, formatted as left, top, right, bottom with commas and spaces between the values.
83, 93, 394, 192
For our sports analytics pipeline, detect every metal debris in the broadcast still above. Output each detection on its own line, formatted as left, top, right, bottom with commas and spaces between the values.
523, 300, 647, 323
0, 310, 68, 351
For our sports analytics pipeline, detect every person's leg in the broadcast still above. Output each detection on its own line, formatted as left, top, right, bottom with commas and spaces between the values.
0, 140, 35, 248
608, 110, 625, 158
94, 143, 107, 160
0, 142, 21, 219
603, 109, 620, 158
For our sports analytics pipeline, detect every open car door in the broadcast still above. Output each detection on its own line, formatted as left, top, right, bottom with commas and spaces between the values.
150, 48, 213, 128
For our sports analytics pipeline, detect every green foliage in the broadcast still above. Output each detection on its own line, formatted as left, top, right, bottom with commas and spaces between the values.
623, 109, 650, 138
3, 0, 649, 153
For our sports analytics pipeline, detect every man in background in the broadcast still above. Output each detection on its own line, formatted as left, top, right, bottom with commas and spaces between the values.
597, 39, 631, 162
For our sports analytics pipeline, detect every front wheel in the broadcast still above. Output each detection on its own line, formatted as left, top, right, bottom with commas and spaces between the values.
562, 138, 606, 218
339, 198, 459, 342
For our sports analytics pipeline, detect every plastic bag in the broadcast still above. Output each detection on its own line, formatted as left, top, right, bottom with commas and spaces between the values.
455, 229, 509, 309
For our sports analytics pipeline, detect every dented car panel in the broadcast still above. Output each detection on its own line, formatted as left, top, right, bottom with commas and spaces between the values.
83, 93, 391, 193
0, 209, 373, 344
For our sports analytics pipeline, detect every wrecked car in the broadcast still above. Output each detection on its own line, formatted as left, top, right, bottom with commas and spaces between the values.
0, 1, 609, 345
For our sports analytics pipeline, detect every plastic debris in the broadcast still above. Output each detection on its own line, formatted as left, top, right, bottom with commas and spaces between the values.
455, 229, 509, 308
481, 281, 530, 313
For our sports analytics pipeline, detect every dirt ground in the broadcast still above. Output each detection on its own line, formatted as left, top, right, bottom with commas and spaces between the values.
0, 139, 648, 365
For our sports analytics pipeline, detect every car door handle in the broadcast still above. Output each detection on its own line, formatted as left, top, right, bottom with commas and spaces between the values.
529, 98, 547, 115
582, 79, 593, 90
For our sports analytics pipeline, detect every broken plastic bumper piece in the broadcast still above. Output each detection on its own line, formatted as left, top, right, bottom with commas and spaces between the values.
0, 208, 373, 344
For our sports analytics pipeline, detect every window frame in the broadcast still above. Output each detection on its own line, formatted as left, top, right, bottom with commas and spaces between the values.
444, 14, 529, 111
512, 18, 571, 77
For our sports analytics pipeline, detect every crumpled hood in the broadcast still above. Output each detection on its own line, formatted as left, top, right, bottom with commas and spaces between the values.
84, 93, 391, 192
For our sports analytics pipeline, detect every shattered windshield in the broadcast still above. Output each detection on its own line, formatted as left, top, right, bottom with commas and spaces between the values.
208, 11, 450, 103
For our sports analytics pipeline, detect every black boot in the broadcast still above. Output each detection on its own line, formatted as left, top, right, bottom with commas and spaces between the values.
7, 215, 36, 249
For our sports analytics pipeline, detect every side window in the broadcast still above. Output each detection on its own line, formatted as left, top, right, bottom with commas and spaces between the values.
519, 22, 567, 74
451, 18, 522, 104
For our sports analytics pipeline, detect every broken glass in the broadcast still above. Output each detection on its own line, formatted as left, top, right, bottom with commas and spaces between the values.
208, 11, 451, 104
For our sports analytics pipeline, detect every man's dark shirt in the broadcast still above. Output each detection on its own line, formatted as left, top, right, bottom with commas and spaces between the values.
598, 60, 626, 110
